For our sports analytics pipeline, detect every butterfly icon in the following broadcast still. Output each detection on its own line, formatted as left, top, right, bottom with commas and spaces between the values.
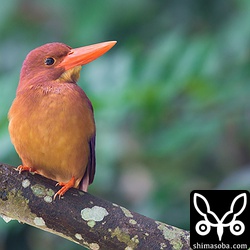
193, 192, 247, 241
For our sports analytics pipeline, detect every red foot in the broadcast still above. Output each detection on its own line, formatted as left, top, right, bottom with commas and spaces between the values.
16, 165, 38, 174
54, 176, 76, 200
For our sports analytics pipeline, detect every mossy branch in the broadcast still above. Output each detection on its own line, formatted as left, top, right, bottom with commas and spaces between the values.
0, 163, 190, 250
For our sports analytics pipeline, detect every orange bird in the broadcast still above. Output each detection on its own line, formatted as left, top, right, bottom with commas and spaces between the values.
8, 41, 116, 199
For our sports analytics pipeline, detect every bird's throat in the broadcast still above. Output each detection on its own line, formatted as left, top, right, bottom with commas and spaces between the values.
57, 65, 82, 83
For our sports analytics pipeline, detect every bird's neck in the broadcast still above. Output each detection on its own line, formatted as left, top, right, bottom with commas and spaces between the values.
17, 66, 82, 93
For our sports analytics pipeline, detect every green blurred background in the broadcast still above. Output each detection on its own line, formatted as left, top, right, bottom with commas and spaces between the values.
1, 0, 250, 249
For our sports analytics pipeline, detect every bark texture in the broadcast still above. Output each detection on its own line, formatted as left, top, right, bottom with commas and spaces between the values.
0, 163, 190, 250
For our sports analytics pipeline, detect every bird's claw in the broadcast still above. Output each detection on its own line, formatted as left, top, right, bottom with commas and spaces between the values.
54, 185, 67, 200
16, 165, 37, 174
54, 177, 75, 200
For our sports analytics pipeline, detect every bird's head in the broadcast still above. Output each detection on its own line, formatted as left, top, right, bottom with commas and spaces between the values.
18, 41, 116, 92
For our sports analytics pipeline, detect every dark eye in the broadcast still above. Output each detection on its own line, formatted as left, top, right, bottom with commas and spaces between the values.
44, 57, 55, 66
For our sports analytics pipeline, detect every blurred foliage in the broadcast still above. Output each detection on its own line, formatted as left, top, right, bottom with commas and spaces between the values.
0, 0, 250, 249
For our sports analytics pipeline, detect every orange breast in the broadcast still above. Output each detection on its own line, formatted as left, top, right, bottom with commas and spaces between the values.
8, 83, 95, 187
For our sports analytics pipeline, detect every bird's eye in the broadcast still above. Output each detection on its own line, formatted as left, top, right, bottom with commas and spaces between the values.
44, 57, 55, 66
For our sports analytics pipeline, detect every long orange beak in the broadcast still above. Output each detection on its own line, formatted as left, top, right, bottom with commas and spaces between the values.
57, 41, 117, 70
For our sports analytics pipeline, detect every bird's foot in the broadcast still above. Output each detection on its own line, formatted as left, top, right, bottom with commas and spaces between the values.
54, 176, 76, 200
16, 165, 38, 174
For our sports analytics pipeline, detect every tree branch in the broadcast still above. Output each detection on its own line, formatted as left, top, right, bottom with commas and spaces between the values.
0, 163, 190, 250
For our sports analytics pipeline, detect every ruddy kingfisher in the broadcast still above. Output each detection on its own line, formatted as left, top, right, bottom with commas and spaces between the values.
8, 41, 116, 199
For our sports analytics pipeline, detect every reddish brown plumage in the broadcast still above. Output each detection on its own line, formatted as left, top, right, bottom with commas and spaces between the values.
8, 41, 116, 198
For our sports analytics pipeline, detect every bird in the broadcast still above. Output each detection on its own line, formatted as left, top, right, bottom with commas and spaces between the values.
8, 41, 116, 199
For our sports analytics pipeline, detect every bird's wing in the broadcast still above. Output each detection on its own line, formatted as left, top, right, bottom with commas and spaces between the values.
79, 134, 96, 192
88, 134, 96, 184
